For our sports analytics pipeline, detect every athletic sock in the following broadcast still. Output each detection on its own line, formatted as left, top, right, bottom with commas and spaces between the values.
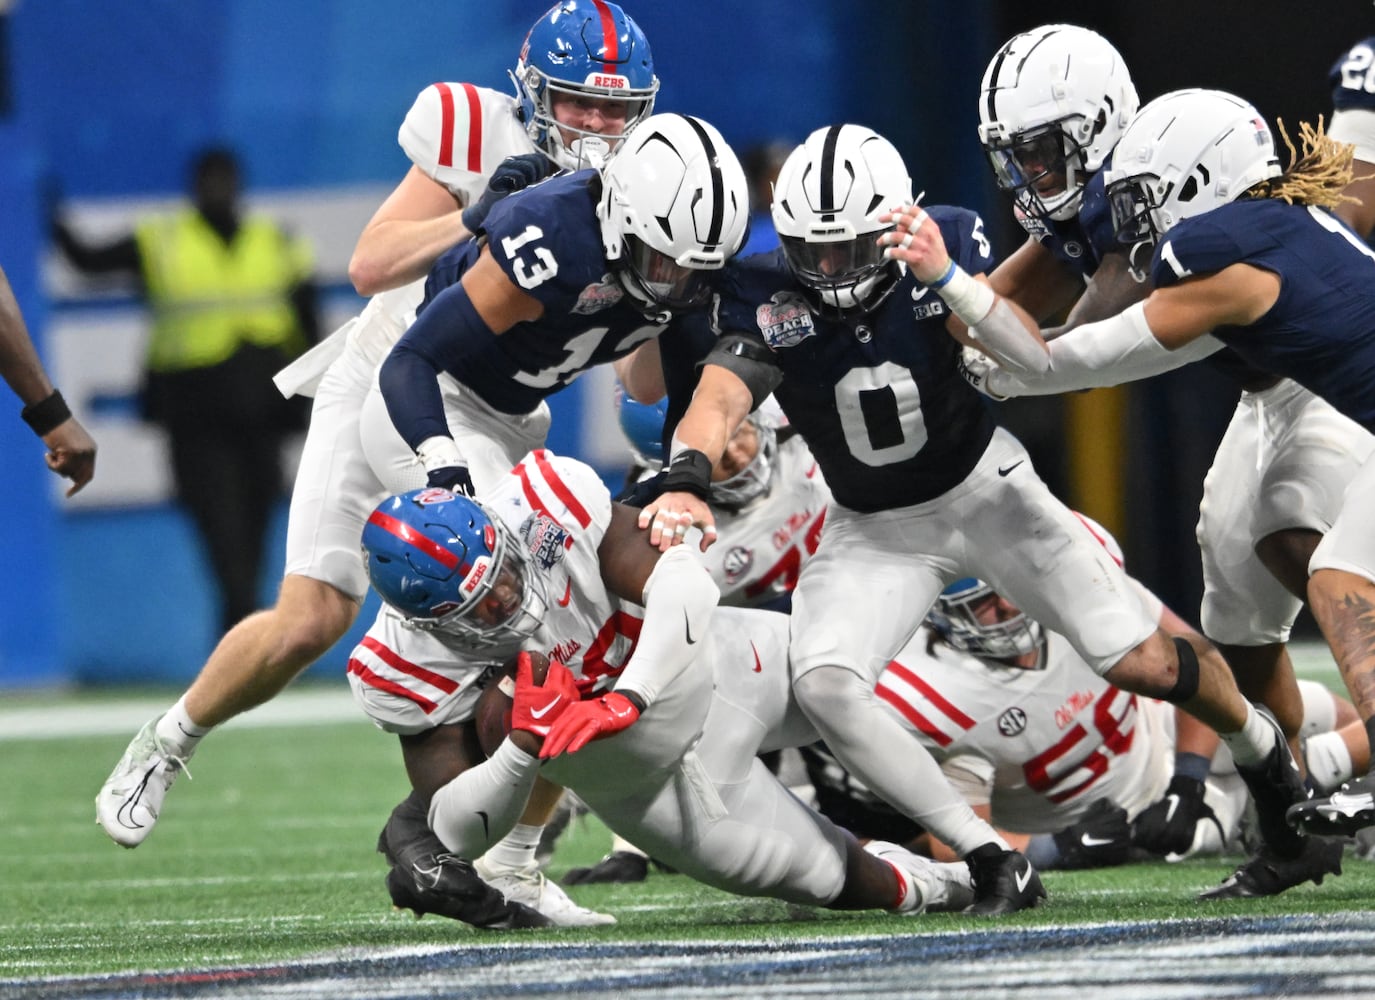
1304, 731, 1355, 792
1218, 703, 1275, 768
155, 696, 210, 757
482, 823, 544, 873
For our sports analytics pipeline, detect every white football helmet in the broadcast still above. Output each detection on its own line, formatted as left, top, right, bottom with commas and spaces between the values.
771, 124, 913, 316
598, 112, 749, 319
978, 24, 1138, 221
1104, 88, 1281, 273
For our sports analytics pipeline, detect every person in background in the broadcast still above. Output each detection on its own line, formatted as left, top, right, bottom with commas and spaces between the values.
51, 146, 316, 631
738, 141, 791, 256
0, 263, 96, 494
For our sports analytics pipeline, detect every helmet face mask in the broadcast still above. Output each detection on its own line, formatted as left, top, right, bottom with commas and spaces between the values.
598, 112, 750, 320
710, 413, 777, 510
363, 489, 547, 651
512, 0, 659, 170
978, 23, 1139, 223
771, 124, 912, 317
1104, 88, 1281, 277
927, 578, 1044, 663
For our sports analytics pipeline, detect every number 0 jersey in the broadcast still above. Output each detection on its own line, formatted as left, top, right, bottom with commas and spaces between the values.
699, 206, 997, 512
347, 452, 644, 735
1151, 198, 1375, 431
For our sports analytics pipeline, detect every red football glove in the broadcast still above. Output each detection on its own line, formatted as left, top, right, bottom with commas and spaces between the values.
509, 652, 579, 739
539, 692, 641, 759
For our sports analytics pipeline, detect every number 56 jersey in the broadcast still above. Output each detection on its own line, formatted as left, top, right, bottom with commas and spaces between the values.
347, 451, 646, 736
874, 625, 1171, 834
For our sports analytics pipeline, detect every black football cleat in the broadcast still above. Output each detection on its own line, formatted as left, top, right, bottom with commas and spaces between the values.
563, 850, 651, 885
1232, 709, 1308, 860
1288, 772, 1375, 838
1197, 836, 1343, 900
377, 794, 550, 930
965, 844, 1046, 915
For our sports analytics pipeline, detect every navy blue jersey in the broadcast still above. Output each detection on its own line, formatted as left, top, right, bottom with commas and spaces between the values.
393, 169, 665, 419
1151, 198, 1375, 430
1331, 38, 1375, 112
699, 207, 998, 512
1016, 168, 1116, 278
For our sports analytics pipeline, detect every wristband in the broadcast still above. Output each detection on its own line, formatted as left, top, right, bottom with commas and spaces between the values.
21, 389, 72, 437
661, 448, 712, 500
927, 260, 958, 289
934, 265, 996, 326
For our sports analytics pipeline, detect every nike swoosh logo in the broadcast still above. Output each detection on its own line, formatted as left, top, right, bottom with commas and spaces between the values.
997, 461, 1023, 477
415, 863, 443, 888
1080, 833, 1116, 848
1163, 794, 1180, 824
684, 610, 697, 645
556, 580, 572, 608
805, 463, 819, 479
1014, 864, 1033, 893
530, 696, 562, 719
476, 810, 490, 840
1322, 791, 1375, 815
750, 641, 762, 673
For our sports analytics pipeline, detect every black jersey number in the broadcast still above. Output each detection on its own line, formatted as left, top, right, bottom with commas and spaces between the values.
834, 363, 927, 466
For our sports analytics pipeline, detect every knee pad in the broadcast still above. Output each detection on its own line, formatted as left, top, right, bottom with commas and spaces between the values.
1164, 636, 1201, 704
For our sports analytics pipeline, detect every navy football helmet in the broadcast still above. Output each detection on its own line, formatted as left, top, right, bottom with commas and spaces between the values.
772, 124, 913, 317
512, 0, 659, 170
362, 488, 546, 649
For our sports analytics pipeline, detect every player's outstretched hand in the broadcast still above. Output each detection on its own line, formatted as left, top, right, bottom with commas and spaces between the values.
510, 652, 579, 740
877, 200, 950, 285
539, 692, 640, 759
638, 490, 716, 553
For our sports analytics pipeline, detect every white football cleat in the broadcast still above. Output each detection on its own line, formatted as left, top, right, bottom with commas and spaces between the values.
95, 717, 191, 848
864, 839, 976, 914
474, 857, 615, 927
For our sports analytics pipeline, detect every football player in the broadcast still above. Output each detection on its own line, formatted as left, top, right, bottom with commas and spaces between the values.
1329, 36, 1375, 238
882, 88, 1375, 887
805, 518, 1352, 877
968, 27, 1375, 886
352, 459, 984, 922
95, 0, 661, 862
645, 121, 1319, 909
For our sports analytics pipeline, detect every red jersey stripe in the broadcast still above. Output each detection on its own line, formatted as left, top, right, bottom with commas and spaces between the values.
348, 658, 440, 714
591, 0, 618, 74
460, 83, 483, 173
886, 660, 978, 729
876, 682, 952, 747
514, 460, 563, 528
366, 509, 465, 574
532, 449, 592, 527
359, 634, 460, 694
433, 82, 455, 169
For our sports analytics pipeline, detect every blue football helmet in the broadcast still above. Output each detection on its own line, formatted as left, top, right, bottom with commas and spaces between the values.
614, 382, 668, 471
927, 577, 1044, 663
362, 488, 546, 649
512, 0, 659, 170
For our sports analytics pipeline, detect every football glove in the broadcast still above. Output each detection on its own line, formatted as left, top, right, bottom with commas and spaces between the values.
958, 346, 1011, 401
509, 653, 579, 740
460, 152, 556, 234
1132, 774, 1221, 858
425, 465, 475, 497
540, 692, 641, 759
1050, 798, 1132, 870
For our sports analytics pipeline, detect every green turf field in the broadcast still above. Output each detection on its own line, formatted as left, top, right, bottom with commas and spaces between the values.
2, 674, 1373, 995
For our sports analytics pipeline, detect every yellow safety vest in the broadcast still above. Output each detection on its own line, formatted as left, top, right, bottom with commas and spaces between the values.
135, 209, 313, 372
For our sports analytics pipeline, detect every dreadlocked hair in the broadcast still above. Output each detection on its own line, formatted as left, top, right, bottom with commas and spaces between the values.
1245, 116, 1358, 211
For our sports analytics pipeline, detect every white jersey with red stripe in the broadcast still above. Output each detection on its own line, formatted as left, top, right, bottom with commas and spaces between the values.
699, 436, 830, 609
281, 82, 542, 602
875, 627, 1171, 834
348, 451, 642, 736
399, 83, 538, 219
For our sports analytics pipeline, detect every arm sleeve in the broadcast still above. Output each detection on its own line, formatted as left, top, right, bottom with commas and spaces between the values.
703, 333, 783, 410
994, 301, 1223, 395
612, 545, 720, 708
378, 281, 497, 451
